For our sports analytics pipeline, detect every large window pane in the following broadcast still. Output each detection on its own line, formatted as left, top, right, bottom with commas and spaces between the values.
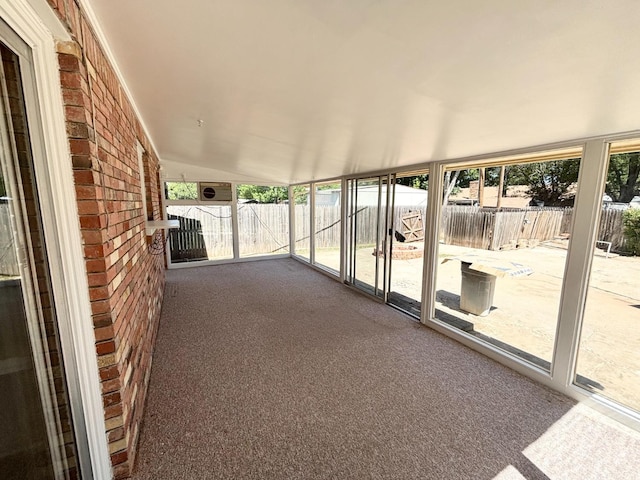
346, 177, 387, 298
435, 155, 581, 370
294, 184, 310, 260
237, 185, 289, 257
575, 147, 640, 412
313, 181, 341, 274
387, 172, 428, 316
167, 205, 233, 262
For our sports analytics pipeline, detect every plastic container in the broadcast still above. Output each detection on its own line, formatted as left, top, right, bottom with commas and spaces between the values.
460, 261, 496, 316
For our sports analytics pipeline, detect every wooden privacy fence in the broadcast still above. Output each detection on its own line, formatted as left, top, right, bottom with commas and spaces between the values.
598, 208, 627, 252
299, 205, 427, 248
168, 204, 290, 258
0, 204, 19, 276
441, 206, 626, 252
166, 203, 629, 259
167, 214, 209, 261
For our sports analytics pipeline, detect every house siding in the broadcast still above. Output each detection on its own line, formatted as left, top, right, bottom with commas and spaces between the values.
48, 1, 165, 477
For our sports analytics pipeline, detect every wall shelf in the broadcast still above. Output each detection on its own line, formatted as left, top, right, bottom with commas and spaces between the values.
145, 219, 180, 236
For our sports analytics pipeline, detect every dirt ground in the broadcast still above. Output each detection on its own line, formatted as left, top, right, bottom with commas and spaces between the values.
314, 242, 640, 413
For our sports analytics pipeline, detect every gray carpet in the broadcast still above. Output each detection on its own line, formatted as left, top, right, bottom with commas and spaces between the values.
133, 259, 640, 479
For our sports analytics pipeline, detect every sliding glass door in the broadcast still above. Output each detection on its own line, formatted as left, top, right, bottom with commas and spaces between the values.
0, 39, 78, 479
345, 172, 429, 317
386, 171, 429, 315
346, 176, 389, 299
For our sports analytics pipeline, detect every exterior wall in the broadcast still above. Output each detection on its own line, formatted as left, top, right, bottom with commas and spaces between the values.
47, 1, 165, 477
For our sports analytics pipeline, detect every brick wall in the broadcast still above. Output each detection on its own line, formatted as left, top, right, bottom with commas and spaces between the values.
48, 1, 165, 477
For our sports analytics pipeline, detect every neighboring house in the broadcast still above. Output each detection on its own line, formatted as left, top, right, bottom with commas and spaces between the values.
316, 185, 428, 207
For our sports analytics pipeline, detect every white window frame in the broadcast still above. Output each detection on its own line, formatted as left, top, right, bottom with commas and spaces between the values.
295, 134, 640, 432
163, 179, 291, 268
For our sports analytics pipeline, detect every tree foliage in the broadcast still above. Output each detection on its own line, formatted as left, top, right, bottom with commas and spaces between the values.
606, 152, 640, 203
237, 184, 309, 204
623, 208, 640, 256
166, 181, 197, 200
237, 185, 289, 203
396, 175, 428, 190
506, 159, 580, 206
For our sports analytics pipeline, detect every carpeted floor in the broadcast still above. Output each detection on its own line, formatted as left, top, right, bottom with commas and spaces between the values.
132, 259, 640, 479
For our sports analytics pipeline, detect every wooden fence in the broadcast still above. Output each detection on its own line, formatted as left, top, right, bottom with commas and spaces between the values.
0, 204, 19, 276
441, 206, 626, 252
166, 203, 630, 259
168, 204, 290, 259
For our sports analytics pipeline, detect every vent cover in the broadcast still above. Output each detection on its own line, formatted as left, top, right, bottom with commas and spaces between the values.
199, 182, 233, 202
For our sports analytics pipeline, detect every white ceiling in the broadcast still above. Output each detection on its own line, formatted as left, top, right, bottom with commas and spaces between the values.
87, 0, 640, 184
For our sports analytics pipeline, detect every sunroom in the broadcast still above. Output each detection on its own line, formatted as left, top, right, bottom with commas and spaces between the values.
1, 0, 639, 479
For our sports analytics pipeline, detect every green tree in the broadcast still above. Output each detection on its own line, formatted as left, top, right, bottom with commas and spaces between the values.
396, 175, 428, 190
454, 169, 478, 188
505, 159, 581, 206
606, 152, 640, 203
236, 184, 309, 204
623, 208, 640, 255
166, 181, 197, 200
237, 185, 289, 203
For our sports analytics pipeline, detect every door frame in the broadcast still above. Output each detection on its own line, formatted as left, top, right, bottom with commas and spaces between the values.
345, 174, 393, 300
0, 1, 111, 478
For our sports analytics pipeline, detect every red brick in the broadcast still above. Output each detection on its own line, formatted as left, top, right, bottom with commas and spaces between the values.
87, 272, 108, 287
91, 300, 110, 315
59, 71, 82, 89
75, 185, 98, 199
96, 340, 116, 355
94, 325, 114, 342
89, 286, 109, 301
64, 105, 90, 124
84, 244, 105, 258
104, 405, 123, 423
62, 88, 85, 106
69, 138, 92, 155
102, 391, 121, 408
73, 169, 96, 184
77, 200, 100, 216
79, 215, 105, 229
85, 258, 106, 273
110, 450, 128, 467
58, 52, 80, 72
99, 365, 119, 382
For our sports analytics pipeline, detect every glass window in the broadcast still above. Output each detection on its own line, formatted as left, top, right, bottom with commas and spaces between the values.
167, 205, 233, 262
293, 184, 310, 261
575, 147, 640, 412
313, 181, 341, 274
435, 154, 581, 371
165, 181, 198, 200
236, 185, 289, 257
